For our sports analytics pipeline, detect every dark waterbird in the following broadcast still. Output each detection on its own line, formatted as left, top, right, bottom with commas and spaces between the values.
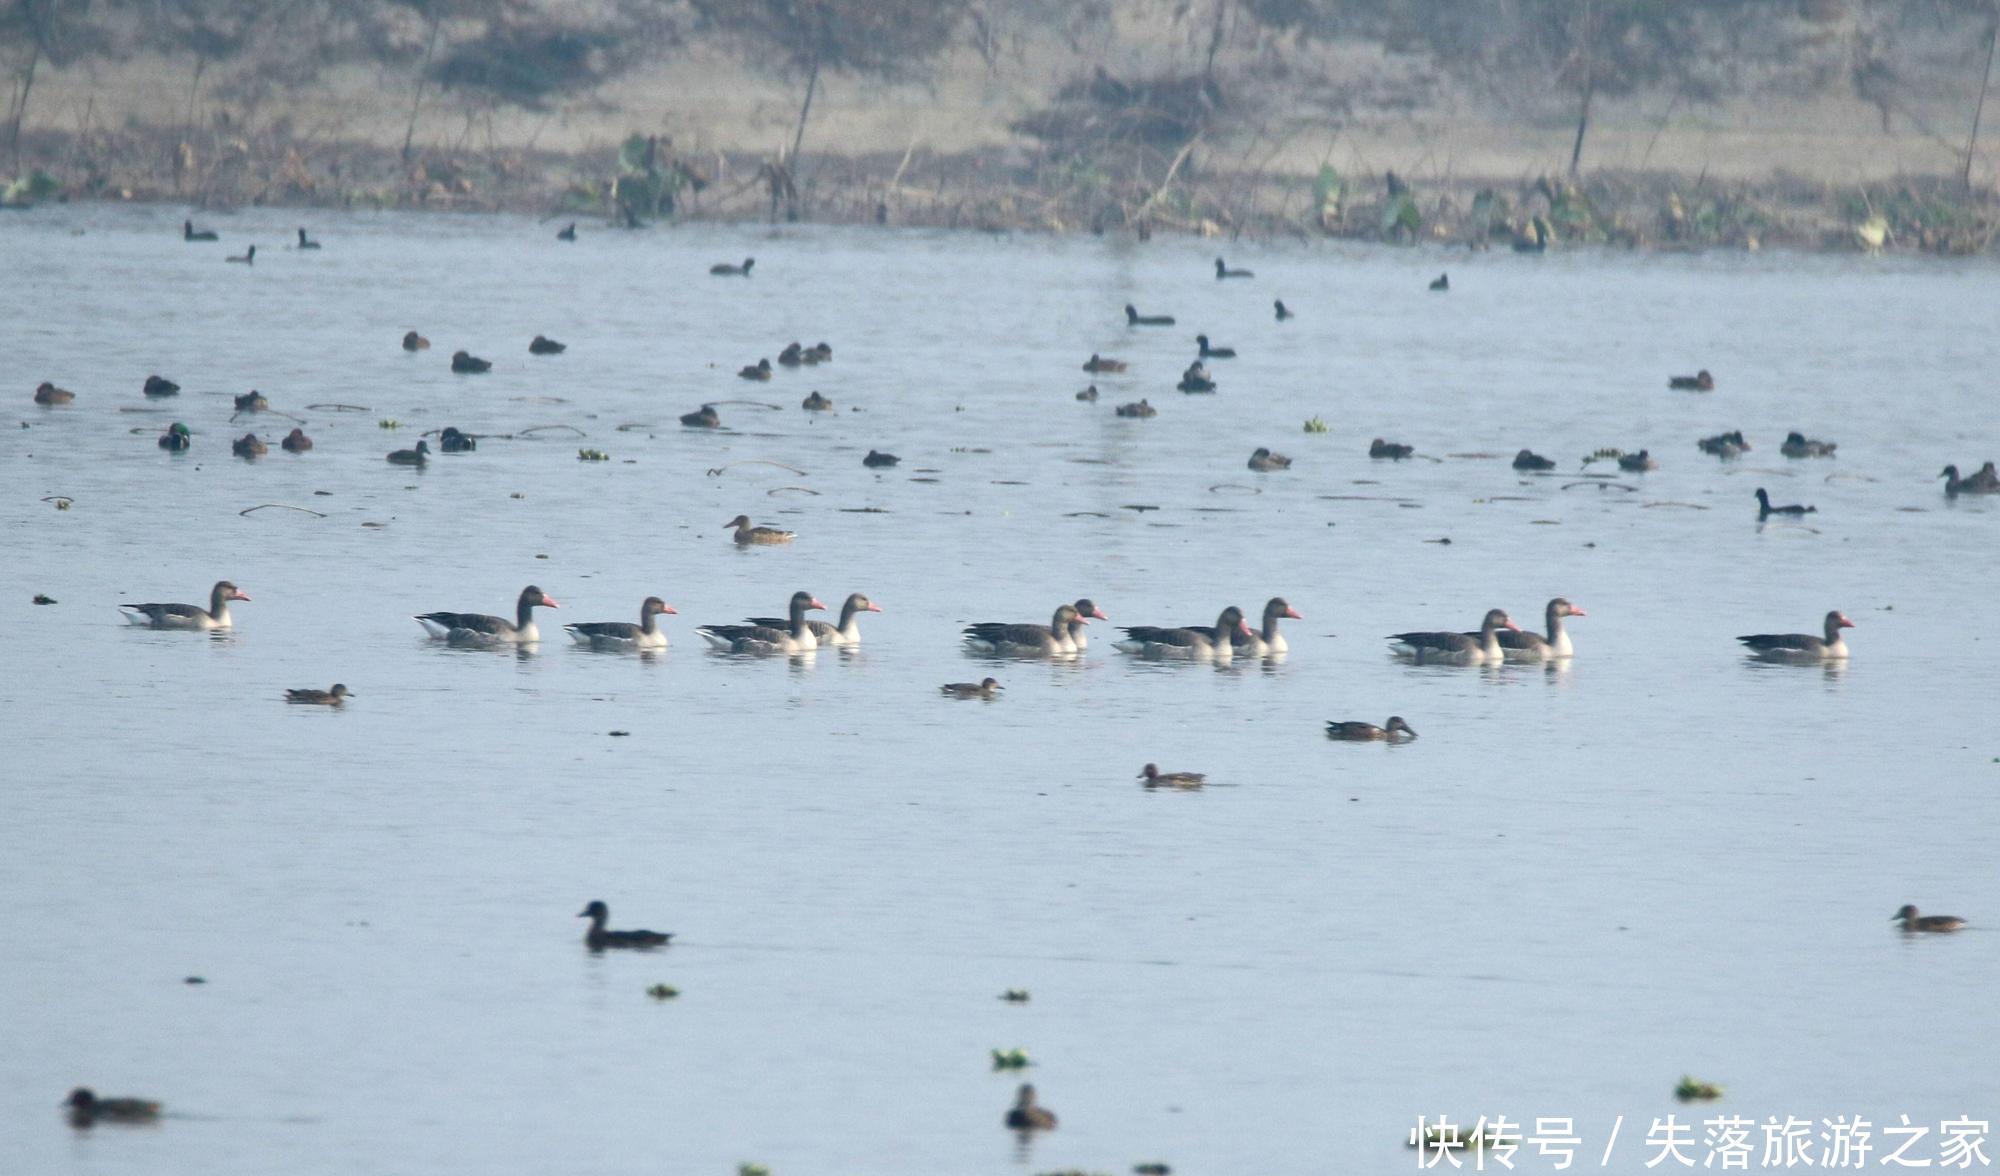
439, 427, 476, 452
1940, 462, 2000, 496
680, 404, 721, 429
1196, 334, 1236, 359
234, 390, 268, 412
1513, 449, 1556, 471
1082, 353, 1128, 373
402, 330, 430, 351
579, 900, 672, 949
225, 244, 255, 264
1326, 717, 1417, 741
386, 439, 429, 465
1698, 430, 1748, 458
1370, 438, 1413, 460
1892, 904, 1965, 933
65, 1088, 161, 1127
556, 222, 576, 241
182, 219, 217, 242
725, 515, 795, 545
941, 677, 1002, 699
738, 358, 773, 381
1005, 1083, 1057, 1130
231, 432, 266, 458
529, 335, 566, 355
281, 427, 312, 453
157, 422, 191, 450
1781, 431, 1836, 458
451, 350, 491, 374
801, 391, 833, 411
1668, 369, 1715, 391
1215, 257, 1253, 279
296, 228, 321, 250
143, 374, 180, 398
1274, 299, 1293, 320
34, 381, 74, 405
710, 257, 754, 276
285, 684, 352, 705
863, 449, 900, 468
1429, 273, 1449, 291
1139, 763, 1206, 789
1115, 398, 1156, 418
1125, 304, 1175, 326
1248, 447, 1291, 472
1177, 362, 1215, 393
1755, 488, 1815, 518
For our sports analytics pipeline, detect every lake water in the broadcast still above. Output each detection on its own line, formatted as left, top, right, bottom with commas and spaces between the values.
3, 205, 1997, 1175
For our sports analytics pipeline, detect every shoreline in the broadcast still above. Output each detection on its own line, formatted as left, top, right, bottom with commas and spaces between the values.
8, 126, 1997, 257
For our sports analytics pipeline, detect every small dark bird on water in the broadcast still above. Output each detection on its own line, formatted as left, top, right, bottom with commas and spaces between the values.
158, 423, 191, 450
35, 381, 75, 404
680, 405, 721, 429
451, 350, 491, 374
440, 427, 477, 452
281, 428, 312, 453
234, 390, 267, 412
1125, 304, 1175, 326
556, 222, 576, 241
1429, 273, 1449, 291
143, 375, 180, 398
402, 331, 430, 351
1669, 369, 1715, 391
1248, 447, 1292, 472
1755, 488, 1815, 519
1082, 353, 1127, 373
738, 358, 773, 381
864, 449, 900, 468
710, 257, 753, 276
1892, 904, 1965, 933
579, 900, 672, 949
182, 219, 217, 242
529, 335, 566, 355
231, 432, 266, 458
1513, 449, 1556, 471
226, 244, 255, 264
1177, 362, 1215, 393
1139, 763, 1205, 790
1370, 438, 1413, 460
1196, 335, 1236, 359
386, 440, 430, 465
1005, 1083, 1058, 1130
286, 684, 352, 705
1274, 299, 1293, 320
1215, 257, 1253, 279
1115, 399, 1156, 418
941, 677, 1002, 699
296, 228, 320, 250
65, 1088, 161, 1127
1075, 385, 1099, 402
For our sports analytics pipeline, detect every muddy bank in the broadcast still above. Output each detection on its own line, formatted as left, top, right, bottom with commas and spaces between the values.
7, 123, 1997, 256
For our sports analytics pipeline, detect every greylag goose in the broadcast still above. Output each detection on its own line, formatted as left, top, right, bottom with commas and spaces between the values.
1274, 299, 1293, 320
1781, 431, 1836, 458
1370, 438, 1413, 460
578, 900, 672, 949
1668, 369, 1715, 391
737, 358, 773, 381
1005, 1083, 1057, 1130
696, 590, 825, 654
565, 596, 675, 651
415, 585, 559, 644
1083, 353, 1128, 373
1114, 605, 1250, 660
1065, 599, 1109, 650
1115, 399, 1157, 418
1892, 904, 1965, 933
681, 404, 721, 428
1941, 463, 2000, 496
963, 603, 1084, 656
143, 375, 180, 397
121, 580, 250, 631
1698, 430, 1748, 458
386, 439, 429, 465
1196, 334, 1236, 359
1139, 763, 1205, 789
281, 428, 312, 453
1125, 304, 1175, 326
439, 427, 476, 452
709, 257, 753, 276
1177, 362, 1215, 393
1492, 598, 1585, 660
1429, 273, 1449, 291
1248, 447, 1291, 472
1325, 716, 1417, 741
182, 218, 217, 242
65, 1088, 160, 1126
529, 335, 566, 355
1236, 597, 1302, 655
285, 684, 353, 705
1756, 488, 1815, 518
157, 422, 191, 450
450, 350, 491, 374
863, 450, 900, 468
748, 591, 879, 647
1738, 610, 1853, 661
726, 514, 794, 545
232, 433, 267, 458
1513, 449, 1556, 471
1390, 608, 1518, 665
33, 381, 74, 404
1214, 257, 1253, 279
402, 330, 430, 351
297, 228, 321, 249
1617, 450, 1657, 472
941, 677, 1002, 699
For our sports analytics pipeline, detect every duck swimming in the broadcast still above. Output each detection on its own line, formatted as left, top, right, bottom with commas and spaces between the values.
120, 580, 250, 631
402, 330, 430, 351
65, 1088, 161, 1126
941, 677, 1002, 699
1326, 717, 1417, 741
738, 358, 773, 381
143, 375, 180, 398
1513, 449, 1555, 471
1370, 438, 1413, 460
1139, 763, 1206, 789
1668, 369, 1715, 391
281, 427, 312, 452
680, 405, 721, 429
725, 514, 795, 545
528, 335, 566, 355
578, 900, 672, 948
285, 684, 352, 705
863, 450, 900, 468
1177, 362, 1215, 393
709, 257, 754, 276
296, 228, 321, 250
1214, 257, 1253, 279
1125, 304, 1175, 326
439, 427, 476, 452
1755, 488, 1815, 518
33, 381, 74, 405
451, 350, 491, 374
1248, 447, 1291, 471
386, 439, 430, 465
157, 422, 192, 450
231, 432, 267, 458
182, 219, 218, 242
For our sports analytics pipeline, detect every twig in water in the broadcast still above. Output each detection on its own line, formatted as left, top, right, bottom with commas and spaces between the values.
515, 424, 587, 438
239, 504, 329, 518
706, 460, 809, 477
305, 403, 372, 412
767, 486, 820, 497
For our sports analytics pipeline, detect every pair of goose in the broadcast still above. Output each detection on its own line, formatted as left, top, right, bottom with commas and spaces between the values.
695, 590, 882, 654
1113, 597, 1303, 660
962, 599, 1109, 656
1389, 599, 1586, 665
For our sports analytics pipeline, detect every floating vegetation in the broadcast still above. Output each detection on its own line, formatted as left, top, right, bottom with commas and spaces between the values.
1582, 447, 1623, 465
32, 594, 56, 605
991, 1048, 1033, 1070
378, 419, 401, 429
1303, 417, 1329, 434
1675, 1076, 1724, 1102
646, 983, 678, 1000
737, 1165, 770, 1176
578, 449, 609, 462
42, 496, 72, 510
1000, 989, 1031, 1003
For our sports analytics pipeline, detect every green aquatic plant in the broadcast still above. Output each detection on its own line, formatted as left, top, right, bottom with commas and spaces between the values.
378, 419, 401, 429
1303, 417, 1329, 434
1000, 989, 1031, 1003
737, 1165, 770, 1176
1582, 447, 1623, 465
578, 449, 609, 462
646, 983, 678, 1000
1675, 1076, 1723, 1101
990, 1048, 1033, 1070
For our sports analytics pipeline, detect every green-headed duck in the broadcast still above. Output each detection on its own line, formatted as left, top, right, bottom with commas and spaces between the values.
157, 422, 192, 450
1326, 716, 1417, 741
1390, 608, 1518, 665
695, 590, 825, 654
1139, 763, 1206, 789
285, 684, 352, 705
1738, 610, 1853, 661
579, 900, 672, 948
725, 514, 794, 545
565, 596, 675, 651
120, 580, 250, 631
415, 585, 560, 645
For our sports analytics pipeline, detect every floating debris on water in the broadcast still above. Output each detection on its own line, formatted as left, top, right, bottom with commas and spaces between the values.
991, 1048, 1033, 1070
1675, 1076, 1724, 1101
646, 983, 678, 1000
578, 449, 609, 462
1303, 416, 1329, 433
1000, 989, 1031, 1003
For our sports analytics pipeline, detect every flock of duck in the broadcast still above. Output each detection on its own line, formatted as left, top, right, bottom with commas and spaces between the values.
51, 228, 1983, 1139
